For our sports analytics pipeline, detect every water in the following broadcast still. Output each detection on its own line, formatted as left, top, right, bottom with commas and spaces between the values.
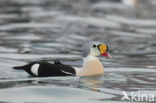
0, 0, 156, 102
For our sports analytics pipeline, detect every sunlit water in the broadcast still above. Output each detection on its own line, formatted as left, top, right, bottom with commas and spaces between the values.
0, 0, 156, 103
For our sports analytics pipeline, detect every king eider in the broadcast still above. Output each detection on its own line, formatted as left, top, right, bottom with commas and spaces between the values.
13, 41, 111, 77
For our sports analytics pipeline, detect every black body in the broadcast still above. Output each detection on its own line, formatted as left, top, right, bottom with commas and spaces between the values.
13, 60, 76, 77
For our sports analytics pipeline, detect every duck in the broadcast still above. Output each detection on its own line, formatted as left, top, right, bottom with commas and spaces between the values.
13, 41, 111, 77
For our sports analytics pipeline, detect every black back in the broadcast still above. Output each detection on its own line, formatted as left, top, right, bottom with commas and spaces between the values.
37, 62, 76, 77
13, 61, 76, 77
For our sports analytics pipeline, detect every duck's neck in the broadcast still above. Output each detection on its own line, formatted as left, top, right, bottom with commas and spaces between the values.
76, 55, 104, 76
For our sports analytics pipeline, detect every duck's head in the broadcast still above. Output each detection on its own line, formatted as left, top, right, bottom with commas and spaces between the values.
82, 41, 111, 58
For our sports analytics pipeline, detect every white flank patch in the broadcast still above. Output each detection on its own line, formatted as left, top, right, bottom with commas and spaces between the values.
60, 70, 74, 75
31, 64, 40, 76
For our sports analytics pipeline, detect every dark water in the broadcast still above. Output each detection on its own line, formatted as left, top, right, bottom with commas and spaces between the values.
0, 0, 156, 103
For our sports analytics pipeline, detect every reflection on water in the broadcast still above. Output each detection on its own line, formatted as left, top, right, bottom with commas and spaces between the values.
0, 0, 156, 103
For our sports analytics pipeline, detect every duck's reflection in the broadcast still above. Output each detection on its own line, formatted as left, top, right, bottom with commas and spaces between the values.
80, 75, 104, 92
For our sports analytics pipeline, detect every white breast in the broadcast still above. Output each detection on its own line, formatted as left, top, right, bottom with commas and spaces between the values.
31, 64, 40, 76
76, 56, 104, 76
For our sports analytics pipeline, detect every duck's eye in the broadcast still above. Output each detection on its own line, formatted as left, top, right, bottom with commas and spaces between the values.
93, 44, 96, 48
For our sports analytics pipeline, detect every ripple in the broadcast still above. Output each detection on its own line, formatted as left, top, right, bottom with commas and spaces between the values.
105, 67, 156, 73
106, 15, 156, 27
0, 86, 114, 103
0, 53, 80, 60
92, 2, 128, 10
108, 30, 150, 38
56, 15, 121, 28
3, 33, 42, 40
0, 23, 63, 31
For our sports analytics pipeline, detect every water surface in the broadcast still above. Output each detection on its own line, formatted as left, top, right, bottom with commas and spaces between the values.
0, 0, 156, 103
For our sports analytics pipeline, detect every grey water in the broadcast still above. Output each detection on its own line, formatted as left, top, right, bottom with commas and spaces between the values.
0, 0, 156, 103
